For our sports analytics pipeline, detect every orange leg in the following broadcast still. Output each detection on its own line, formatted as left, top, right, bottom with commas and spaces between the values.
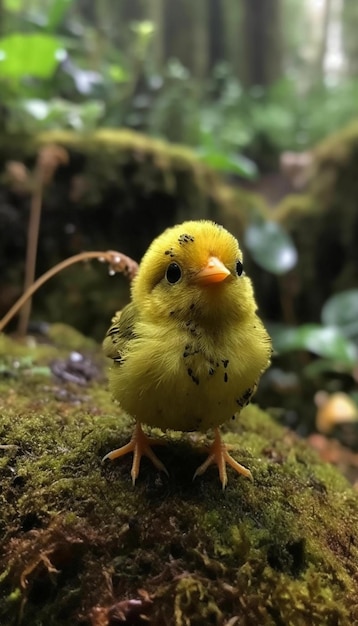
193, 428, 253, 489
102, 421, 168, 485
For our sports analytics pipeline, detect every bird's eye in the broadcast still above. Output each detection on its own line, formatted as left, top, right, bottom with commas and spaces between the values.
166, 262, 182, 284
236, 260, 244, 276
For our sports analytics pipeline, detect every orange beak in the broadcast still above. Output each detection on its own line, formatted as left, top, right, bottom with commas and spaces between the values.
194, 256, 231, 285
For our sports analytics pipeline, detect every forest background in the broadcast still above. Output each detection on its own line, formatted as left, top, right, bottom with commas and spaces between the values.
1, 0, 357, 168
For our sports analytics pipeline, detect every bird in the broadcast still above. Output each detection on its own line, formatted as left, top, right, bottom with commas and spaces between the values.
103, 220, 271, 488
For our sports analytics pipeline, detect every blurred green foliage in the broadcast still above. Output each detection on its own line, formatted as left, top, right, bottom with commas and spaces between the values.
2, 0, 358, 176
244, 218, 297, 275
270, 290, 358, 370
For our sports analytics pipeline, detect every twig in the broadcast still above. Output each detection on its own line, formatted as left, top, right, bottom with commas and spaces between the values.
17, 145, 69, 337
0, 250, 138, 334
17, 167, 43, 336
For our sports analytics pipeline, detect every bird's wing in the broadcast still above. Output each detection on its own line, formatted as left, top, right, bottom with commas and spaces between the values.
103, 302, 137, 360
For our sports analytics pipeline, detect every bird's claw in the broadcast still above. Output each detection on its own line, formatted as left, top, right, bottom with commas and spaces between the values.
103, 422, 169, 484
193, 428, 253, 489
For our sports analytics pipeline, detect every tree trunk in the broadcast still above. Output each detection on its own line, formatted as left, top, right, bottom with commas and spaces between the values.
242, 0, 283, 87
341, 0, 358, 77
191, 0, 209, 78
222, 0, 243, 80
148, 0, 165, 68
207, 0, 225, 70
163, 0, 208, 77
121, 0, 143, 22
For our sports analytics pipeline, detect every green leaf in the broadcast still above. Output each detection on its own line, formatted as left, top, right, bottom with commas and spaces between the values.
321, 289, 358, 337
47, 0, 73, 32
108, 64, 129, 83
268, 324, 300, 353
28, 366, 52, 377
131, 20, 155, 38
22, 99, 50, 119
270, 323, 358, 365
4, 0, 22, 10
198, 149, 258, 179
244, 220, 297, 274
21, 98, 104, 131
303, 358, 354, 378
0, 34, 62, 79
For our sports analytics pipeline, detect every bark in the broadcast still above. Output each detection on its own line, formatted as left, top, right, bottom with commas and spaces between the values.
148, 0, 165, 67
242, 0, 283, 87
163, 0, 208, 77
342, 0, 358, 76
207, 0, 226, 70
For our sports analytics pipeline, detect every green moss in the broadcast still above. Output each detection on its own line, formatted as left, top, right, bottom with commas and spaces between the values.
31, 128, 265, 230
1, 330, 358, 625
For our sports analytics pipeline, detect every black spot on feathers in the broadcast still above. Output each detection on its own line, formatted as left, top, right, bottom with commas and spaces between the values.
164, 248, 175, 258
236, 387, 254, 408
187, 367, 199, 385
178, 234, 195, 245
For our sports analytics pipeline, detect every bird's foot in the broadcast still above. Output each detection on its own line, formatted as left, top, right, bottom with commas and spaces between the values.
193, 428, 253, 489
102, 421, 168, 484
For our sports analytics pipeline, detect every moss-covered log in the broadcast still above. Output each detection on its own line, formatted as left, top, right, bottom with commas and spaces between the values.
275, 122, 358, 322
2, 121, 358, 338
0, 129, 265, 338
1, 328, 358, 625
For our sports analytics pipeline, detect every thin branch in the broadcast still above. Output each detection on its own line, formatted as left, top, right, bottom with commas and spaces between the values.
0, 250, 138, 334
17, 168, 44, 336
17, 145, 69, 337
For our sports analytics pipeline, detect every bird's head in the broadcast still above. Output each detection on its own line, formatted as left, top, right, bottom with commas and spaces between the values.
132, 220, 258, 328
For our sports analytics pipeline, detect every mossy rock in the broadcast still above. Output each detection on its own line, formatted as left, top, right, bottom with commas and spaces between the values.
0, 129, 265, 338
1, 328, 358, 625
275, 122, 358, 321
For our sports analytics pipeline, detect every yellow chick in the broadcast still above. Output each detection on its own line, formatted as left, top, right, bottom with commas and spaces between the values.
103, 220, 271, 488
